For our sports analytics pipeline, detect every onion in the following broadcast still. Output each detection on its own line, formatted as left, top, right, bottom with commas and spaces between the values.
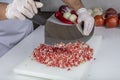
119, 20, 120, 25
105, 8, 117, 18
94, 15, 104, 26
105, 15, 118, 28
92, 11, 103, 17
92, 7, 103, 17
93, 7, 103, 13
59, 5, 71, 14
118, 13, 120, 25
87, 9, 93, 15
69, 14, 77, 22
63, 12, 71, 19
118, 13, 120, 19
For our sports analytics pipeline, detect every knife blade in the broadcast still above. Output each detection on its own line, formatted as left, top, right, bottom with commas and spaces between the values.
45, 20, 94, 45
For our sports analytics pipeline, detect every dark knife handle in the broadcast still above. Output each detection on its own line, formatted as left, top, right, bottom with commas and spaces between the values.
26, 0, 46, 25
27, 14, 46, 25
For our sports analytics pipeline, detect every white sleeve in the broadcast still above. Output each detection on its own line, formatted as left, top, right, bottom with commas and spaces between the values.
0, 0, 13, 3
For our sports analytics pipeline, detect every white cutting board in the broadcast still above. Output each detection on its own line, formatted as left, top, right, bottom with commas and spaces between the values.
14, 35, 103, 80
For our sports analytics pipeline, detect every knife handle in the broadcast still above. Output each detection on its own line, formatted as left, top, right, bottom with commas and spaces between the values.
28, 14, 46, 25
26, 0, 46, 25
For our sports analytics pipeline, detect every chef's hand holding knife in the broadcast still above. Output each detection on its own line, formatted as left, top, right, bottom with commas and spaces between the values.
6, 0, 43, 20
62, 0, 94, 36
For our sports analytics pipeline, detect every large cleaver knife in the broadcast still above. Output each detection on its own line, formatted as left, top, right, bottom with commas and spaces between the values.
28, 14, 94, 45
44, 15, 94, 45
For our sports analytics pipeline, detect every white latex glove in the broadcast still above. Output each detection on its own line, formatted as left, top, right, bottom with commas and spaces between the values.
6, 0, 43, 20
76, 8, 94, 36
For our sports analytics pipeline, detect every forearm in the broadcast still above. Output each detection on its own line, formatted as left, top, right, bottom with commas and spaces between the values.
62, 0, 84, 11
0, 2, 8, 20
73, 0, 84, 11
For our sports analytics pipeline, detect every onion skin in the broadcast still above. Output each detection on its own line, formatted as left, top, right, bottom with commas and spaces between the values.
105, 8, 118, 28
105, 15, 118, 28
93, 7, 103, 13
92, 11, 103, 17
92, 8, 104, 17
119, 20, 120, 25
87, 9, 93, 15
118, 13, 120, 19
105, 8, 117, 14
105, 8, 117, 18
94, 15, 104, 26
118, 13, 120, 25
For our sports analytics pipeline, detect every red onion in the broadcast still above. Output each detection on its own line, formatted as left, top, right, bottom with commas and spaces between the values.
59, 5, 71, 14
105, 8, 117, 18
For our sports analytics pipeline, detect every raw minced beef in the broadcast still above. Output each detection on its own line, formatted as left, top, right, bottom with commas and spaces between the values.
33, 41, 93, 69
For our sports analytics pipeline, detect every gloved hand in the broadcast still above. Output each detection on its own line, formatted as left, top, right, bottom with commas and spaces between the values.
6, 0, 43, 20
76, 8, 94, 36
